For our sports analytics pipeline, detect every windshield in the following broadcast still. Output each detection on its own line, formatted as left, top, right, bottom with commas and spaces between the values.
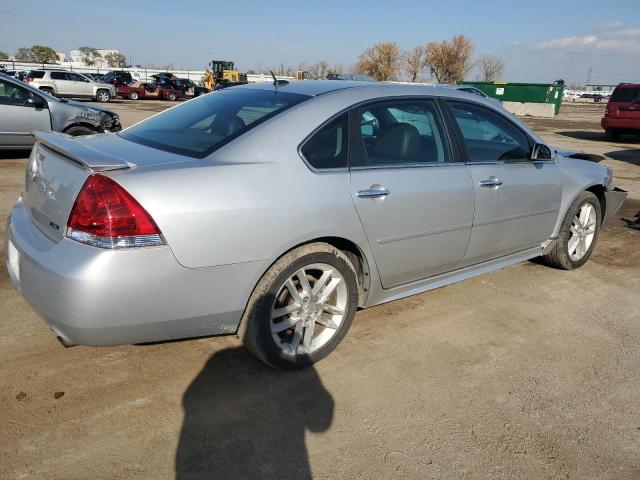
611, 87, 640, 102
120, 88, 309, 158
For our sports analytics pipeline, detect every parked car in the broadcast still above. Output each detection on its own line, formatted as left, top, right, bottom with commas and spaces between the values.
579, 93, 603, 102
25, 70, 116, 102
601, 83, 640, 141
102, 70, 134, 86
83, 73, 106, 82
5, 81, 627, 369
173, 78, 210, 97
0, 73, 121, 149
117, 80, 181, 101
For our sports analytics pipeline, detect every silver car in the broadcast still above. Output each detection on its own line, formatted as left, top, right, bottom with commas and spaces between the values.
0, 73, 121, 149
26, 70, 116, 103
5, 81, 627, 369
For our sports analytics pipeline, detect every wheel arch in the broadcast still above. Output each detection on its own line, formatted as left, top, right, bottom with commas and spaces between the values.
586, 184, 606, 222
62, 122, 99, 134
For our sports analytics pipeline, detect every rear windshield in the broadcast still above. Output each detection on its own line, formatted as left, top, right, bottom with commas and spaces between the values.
120, 88, 309, 157
611, 87, 640, 102
26, 70, 45, 79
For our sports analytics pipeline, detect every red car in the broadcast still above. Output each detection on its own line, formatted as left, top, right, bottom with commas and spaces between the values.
602, 83, 640, 141
117, 81, 180, 101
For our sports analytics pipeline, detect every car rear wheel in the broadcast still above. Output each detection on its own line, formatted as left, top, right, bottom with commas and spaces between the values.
539, 191, 601, 270
128, 91, 139, 100
240, 243, 358, 370
96, 89, 110, 103
40, 87, 55, 97
167, 91, 177, 101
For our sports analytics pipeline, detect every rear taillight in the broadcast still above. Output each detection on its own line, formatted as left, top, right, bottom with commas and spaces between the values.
66, 174, 164, 249
26, 77, 33, 83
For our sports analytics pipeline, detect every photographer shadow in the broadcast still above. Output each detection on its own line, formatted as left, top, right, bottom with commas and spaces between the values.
175, 346, 334, 480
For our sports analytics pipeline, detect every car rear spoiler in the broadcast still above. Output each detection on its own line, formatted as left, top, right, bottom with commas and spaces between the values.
33, 131, 133, 172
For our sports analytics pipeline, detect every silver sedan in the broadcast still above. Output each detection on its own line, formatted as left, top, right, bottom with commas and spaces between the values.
5, 81, 627, 369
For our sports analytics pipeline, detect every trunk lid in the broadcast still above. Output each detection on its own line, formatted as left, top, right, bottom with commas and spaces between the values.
22, 132, 132, 242
608, 86, 640, 120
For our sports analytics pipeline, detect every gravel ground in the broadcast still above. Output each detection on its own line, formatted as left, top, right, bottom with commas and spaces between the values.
1, 100, 639, 480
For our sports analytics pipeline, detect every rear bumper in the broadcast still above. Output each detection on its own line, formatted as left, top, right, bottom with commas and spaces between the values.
601, 117, 640, 130
5, 198, 264, 346
603, 187, 628, 227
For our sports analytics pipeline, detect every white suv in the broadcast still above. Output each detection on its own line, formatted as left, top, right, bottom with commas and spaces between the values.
25, 70, 116, 103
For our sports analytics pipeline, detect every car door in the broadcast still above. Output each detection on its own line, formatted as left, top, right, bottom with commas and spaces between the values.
0, 78, 51, 147
349, 98, 475, 289
446, 100, 562, 265
49, 71, 71, 95
68, 72, 92, 96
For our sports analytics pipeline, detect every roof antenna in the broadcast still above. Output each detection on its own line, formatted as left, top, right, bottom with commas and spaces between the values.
270, 70, 289, 89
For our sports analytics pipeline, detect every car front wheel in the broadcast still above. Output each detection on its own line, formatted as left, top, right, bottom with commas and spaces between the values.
128, 91, 139, 100
240, 243, 358, 370
540, 191, 601, 270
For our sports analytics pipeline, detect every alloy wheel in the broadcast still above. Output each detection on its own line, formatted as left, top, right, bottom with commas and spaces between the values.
568, 202, 597, 261
270, 263, 348, 356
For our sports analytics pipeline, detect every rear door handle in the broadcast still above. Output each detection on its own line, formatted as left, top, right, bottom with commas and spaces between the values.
357, 187, 391, 199
480, 178, 503, 188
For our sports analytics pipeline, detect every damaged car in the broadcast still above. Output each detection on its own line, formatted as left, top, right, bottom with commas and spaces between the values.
0, 73, 121, 149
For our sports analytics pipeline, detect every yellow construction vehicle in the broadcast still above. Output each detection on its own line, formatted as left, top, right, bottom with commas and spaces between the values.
203, 60, 248, 90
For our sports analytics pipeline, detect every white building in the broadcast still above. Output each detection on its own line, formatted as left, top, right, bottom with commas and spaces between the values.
69, 49, 120, 67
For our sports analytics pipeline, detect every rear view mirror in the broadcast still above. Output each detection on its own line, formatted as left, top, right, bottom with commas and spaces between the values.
28, 95, 47, 109
531, 143, 552, 160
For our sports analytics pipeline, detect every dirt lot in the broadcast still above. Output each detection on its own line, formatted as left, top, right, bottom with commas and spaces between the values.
1, 100, 639, 479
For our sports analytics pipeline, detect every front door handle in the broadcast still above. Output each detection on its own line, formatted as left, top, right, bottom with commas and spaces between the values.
480, 177, 503, 188
357, 187, 391, 199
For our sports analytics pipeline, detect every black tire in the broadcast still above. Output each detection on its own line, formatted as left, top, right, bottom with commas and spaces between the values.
96, 89, 110, 103
167, 91, 177, 101
239, 243, 358, 370
128, 91, 139, 100
605, 128, 620, 141
64, 125, 95, 136
40, 87, 55, 97
539, 191, 602, 270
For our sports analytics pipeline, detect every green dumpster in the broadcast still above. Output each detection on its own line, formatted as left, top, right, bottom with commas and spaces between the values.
459, 81, 565, 115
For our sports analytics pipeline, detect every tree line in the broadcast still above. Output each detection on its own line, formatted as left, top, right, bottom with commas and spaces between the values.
0, 45, 128, 68
355, 35, 504, 83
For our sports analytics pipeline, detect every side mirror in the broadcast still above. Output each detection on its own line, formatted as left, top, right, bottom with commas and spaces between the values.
531, 143, 552, 160
27, 95, 47, 109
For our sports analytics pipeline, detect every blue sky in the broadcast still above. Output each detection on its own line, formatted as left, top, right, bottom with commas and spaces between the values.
1, 0, 639, 84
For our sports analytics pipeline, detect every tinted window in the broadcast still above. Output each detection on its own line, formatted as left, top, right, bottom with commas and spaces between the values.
120, 89, 309, 158
50, 72, 68, 80
449, 101, 530, 161
68, 73, 87, 81
26, 71, 45, 79
300, 113, 348, 169
610, 87, 640, 102
0, 79, 32, 106
353, 100, 449, 167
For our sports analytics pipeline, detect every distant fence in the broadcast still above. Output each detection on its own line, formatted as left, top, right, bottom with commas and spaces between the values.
0, 61, 294, 85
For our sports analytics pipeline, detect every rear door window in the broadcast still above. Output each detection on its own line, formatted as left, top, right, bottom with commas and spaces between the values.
120, 88, 309, 158
50, 72, 68, 81
352, 100, 450, 168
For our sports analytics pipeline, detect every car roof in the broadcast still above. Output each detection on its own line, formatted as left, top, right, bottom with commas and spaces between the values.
240, 80, 482, 99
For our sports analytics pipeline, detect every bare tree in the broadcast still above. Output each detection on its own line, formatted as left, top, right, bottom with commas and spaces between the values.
406, 45, 429, 82
477, 54, 505, 82
425, 35, 475, 84
104, 52, 127, 68
78, 47, 102, 67
308, 60, 330, 79
355, 42, 403, 81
